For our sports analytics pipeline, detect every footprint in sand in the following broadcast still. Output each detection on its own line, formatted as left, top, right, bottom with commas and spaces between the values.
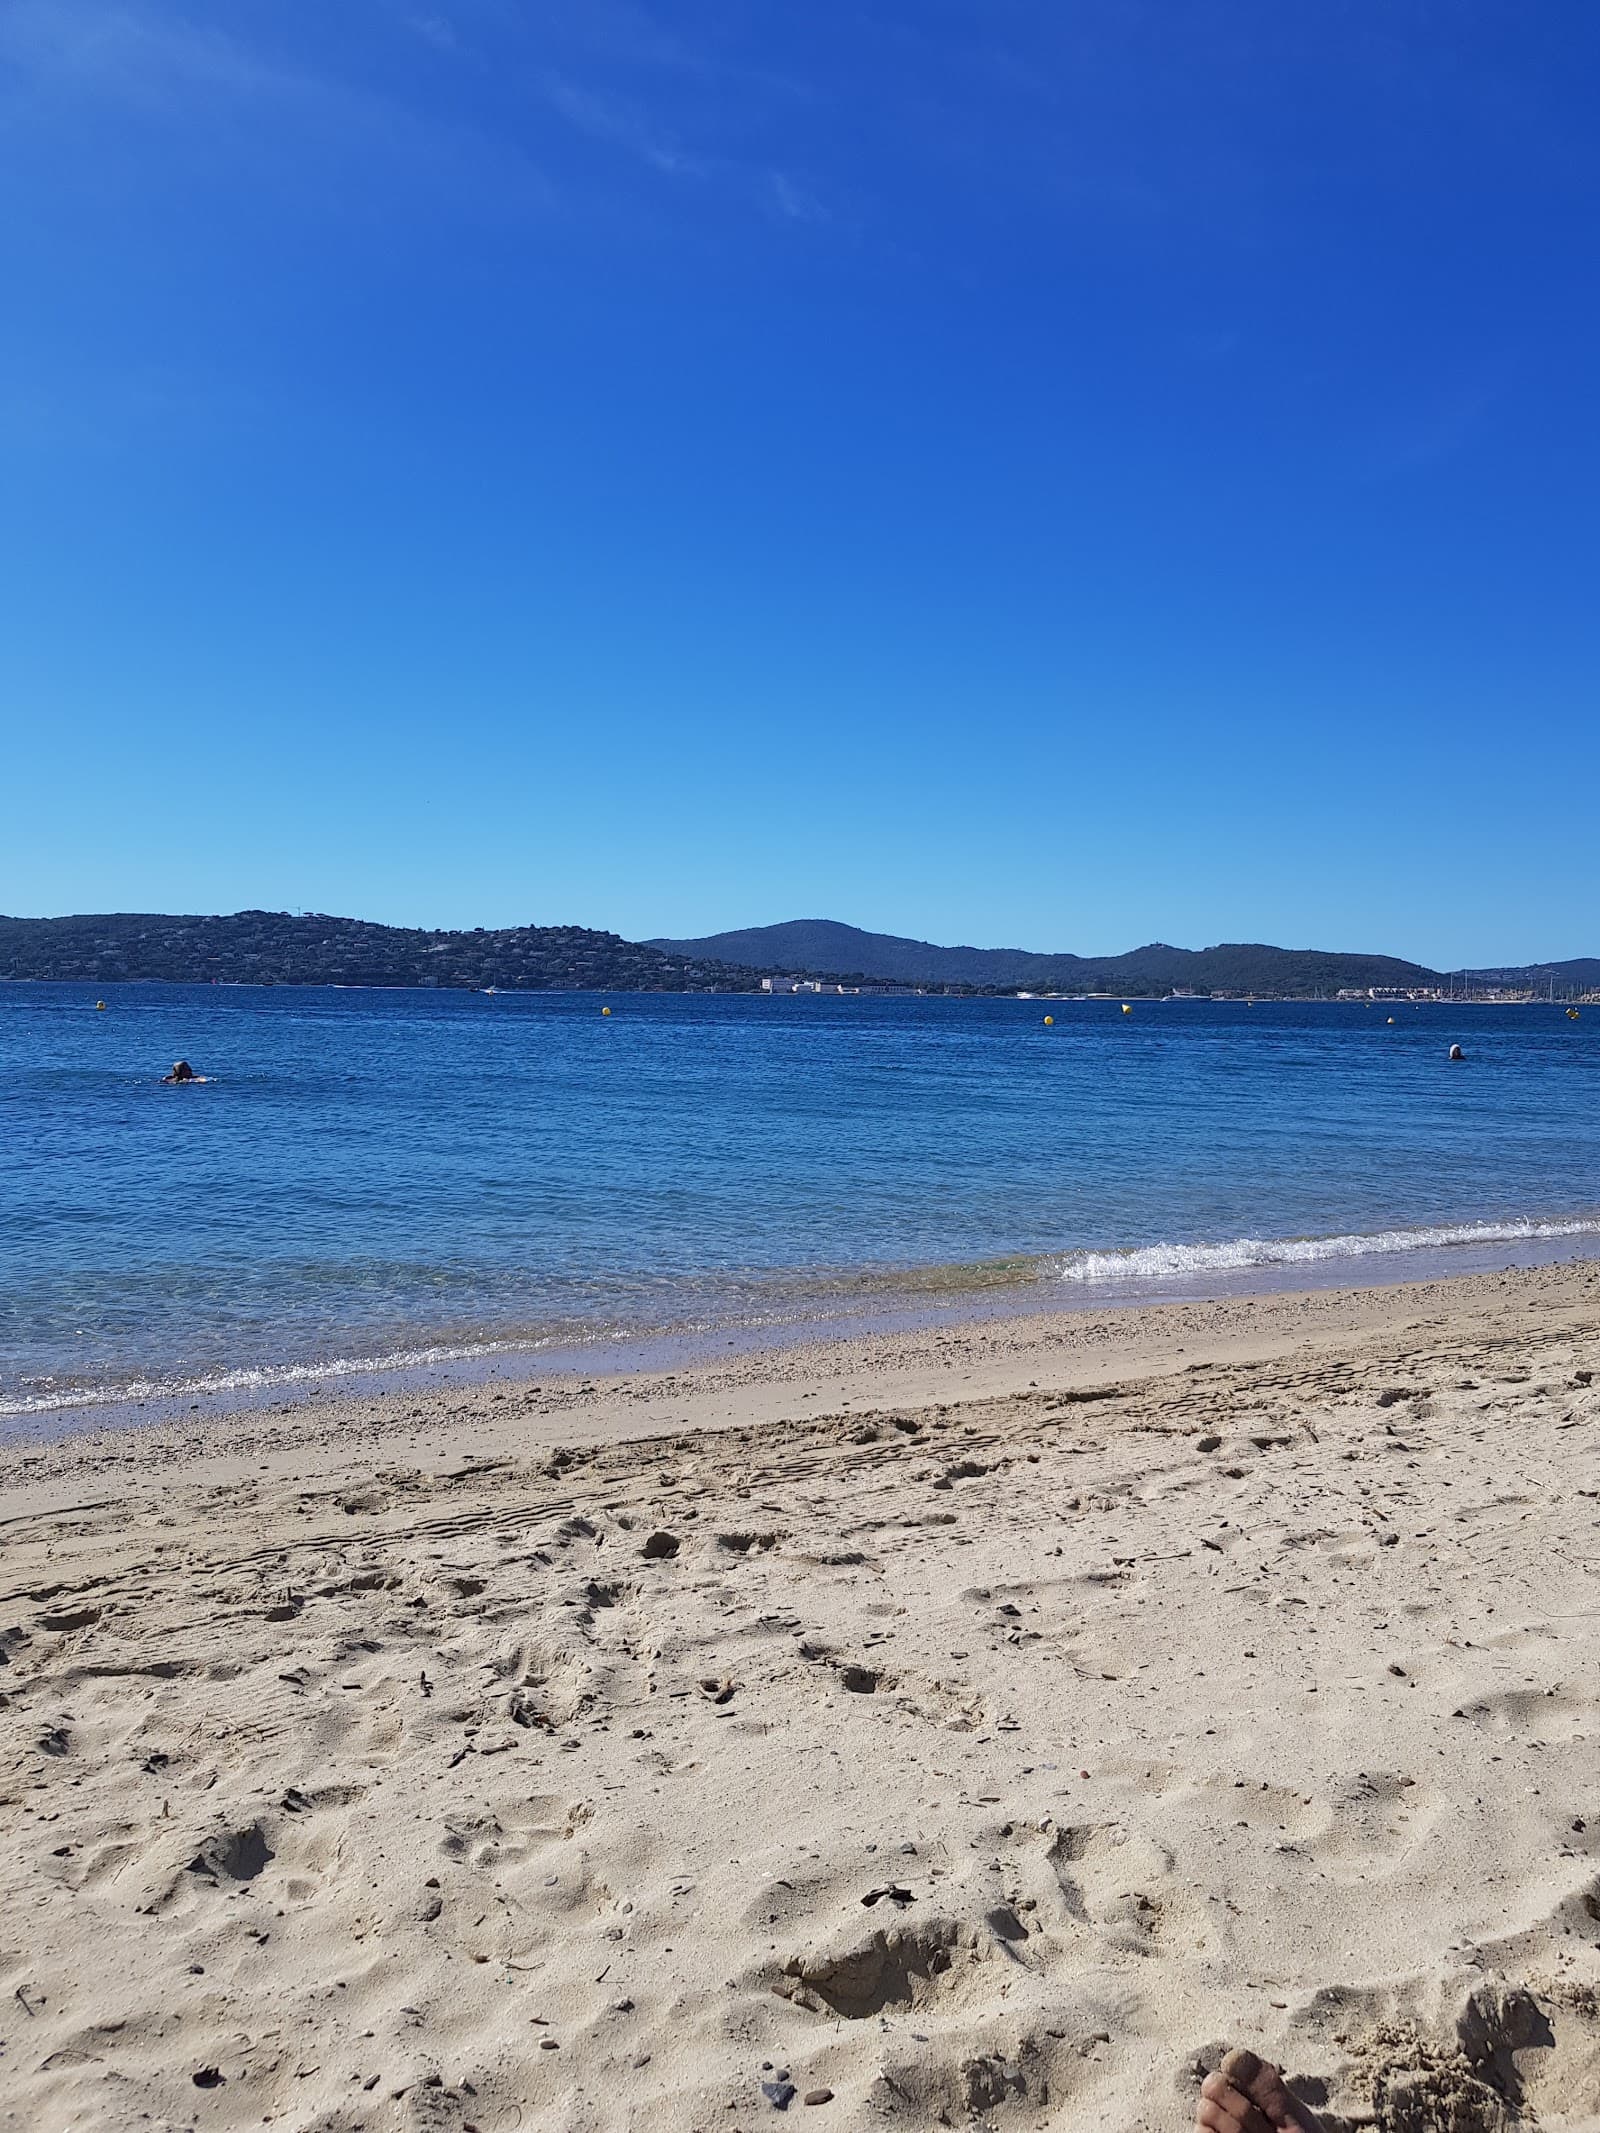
1454, 1683, 1593, 1747
1036, 1822, 1182, 1954
1204, 1778, 1327, 1845
124, 1816, 280, 1914
1304, 1772, 1443, 1884
875, 2041, 1043, 2122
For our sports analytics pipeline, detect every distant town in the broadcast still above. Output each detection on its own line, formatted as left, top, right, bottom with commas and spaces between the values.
759, 977, 1600, 1004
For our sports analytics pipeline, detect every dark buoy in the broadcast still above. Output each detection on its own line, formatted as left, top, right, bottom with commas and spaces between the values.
1448, 1043, 1464, 1062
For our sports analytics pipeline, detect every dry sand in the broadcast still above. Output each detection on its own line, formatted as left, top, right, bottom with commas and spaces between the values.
3, 1262, 1600, 2131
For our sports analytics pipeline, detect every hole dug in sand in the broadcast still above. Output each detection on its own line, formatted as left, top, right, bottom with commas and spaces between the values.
185, 1822, 274, 1884
775, 1916, 983, 2019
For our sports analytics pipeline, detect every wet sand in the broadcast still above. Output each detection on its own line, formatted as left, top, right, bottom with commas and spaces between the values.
3, 1261, 1600, 2130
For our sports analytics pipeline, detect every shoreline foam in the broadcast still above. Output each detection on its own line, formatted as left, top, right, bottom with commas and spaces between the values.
8, 1213, 1600, 1435
1058, 1212, 1600, 1283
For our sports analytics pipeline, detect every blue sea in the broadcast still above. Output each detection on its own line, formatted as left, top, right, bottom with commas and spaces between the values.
3, 983, 1597, 1428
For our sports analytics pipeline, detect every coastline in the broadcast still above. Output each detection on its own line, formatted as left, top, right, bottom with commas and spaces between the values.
4, 1259, 1599, 2131
6, 1255, 1600, 1501
8, 1221, 1600, 1446
9, 985, 1598, 1448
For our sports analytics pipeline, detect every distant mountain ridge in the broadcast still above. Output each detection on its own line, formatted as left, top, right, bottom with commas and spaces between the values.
649, 919, 1063, 987
650, 919, 1599, 997
1470, 958, 1600, 991
2, 911, 1592, 998
648, 919, 1437, 995
0, 912, 764, 992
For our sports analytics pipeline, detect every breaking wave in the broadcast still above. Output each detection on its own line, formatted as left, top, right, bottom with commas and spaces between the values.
1059, 1215, 1600, 1286
9, 1216, 1600, 1426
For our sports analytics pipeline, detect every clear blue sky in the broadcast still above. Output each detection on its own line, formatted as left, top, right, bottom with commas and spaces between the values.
3, 3, 1597, 966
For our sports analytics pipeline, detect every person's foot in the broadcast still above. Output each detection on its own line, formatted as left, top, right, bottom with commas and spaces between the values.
1196, 2047, 1313, 2132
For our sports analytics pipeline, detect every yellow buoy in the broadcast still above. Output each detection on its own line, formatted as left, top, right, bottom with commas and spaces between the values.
1386, 1016, 1395, 1024
601, 1006, 612, 1016
95, 1000, 107, 1011
1121, 1003, 1131, 1015
1043, 1014, 1054, 1026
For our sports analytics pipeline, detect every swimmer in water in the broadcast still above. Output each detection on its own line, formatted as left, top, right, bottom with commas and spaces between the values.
161, 1060, 205, 1084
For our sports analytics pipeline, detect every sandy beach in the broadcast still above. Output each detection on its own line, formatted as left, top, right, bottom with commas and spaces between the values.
3, 1261, 1599, 2131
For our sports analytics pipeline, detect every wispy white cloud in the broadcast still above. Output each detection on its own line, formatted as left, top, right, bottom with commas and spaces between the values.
1181, 327, 1243, 362
387, 0, 826, 217
502, 0, 716, 83
0, 0, 553, 220
768, 170, 826, 225
406, 13, 463, 57
0, 1, 286, 109
540, 68, 707, 179
2, 1, 812, 234
1359, 378, 1501, 481
533, 56, 830, 223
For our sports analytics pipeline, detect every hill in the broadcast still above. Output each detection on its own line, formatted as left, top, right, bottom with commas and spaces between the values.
1465, 959, 1600, 992
0, 912, 762, 992
6, 911, 1593, 999
647, 920, 1055, 987
648, 920, 1442, 996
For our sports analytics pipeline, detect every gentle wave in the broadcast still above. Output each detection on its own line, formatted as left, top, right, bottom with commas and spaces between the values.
1060, 1216, 1600, 1285
0, 1336, 555, 1420
9, 1214, 1599, 1421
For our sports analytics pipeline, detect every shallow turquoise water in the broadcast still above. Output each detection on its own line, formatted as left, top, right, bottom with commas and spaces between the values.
2, 984, 1596, 1417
